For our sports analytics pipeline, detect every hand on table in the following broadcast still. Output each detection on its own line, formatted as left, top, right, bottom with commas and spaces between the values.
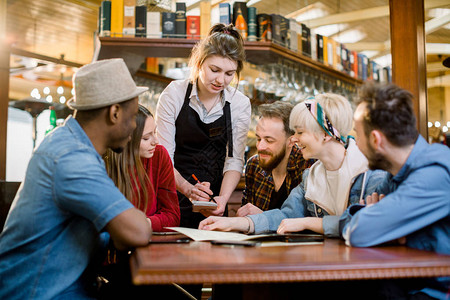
277, 218, 306, 235
199, 216, 248, 232
236, 203, 263, 217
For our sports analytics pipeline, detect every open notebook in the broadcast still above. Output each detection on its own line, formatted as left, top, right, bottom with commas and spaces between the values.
164, 227, 324, 246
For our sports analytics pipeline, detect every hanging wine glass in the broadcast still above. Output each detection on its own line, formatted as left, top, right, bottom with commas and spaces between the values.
254, 65, 267, 103
298, 69, 311, 102
265, 64, 277, 102
311, 72, 320, 96
283, 65, 296, 103
276, 65, 288, 101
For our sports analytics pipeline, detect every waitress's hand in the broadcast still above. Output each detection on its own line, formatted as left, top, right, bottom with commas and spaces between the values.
200, 195, 227, 217
189, 181, 214, 202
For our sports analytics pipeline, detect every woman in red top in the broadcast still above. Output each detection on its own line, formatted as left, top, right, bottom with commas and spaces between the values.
105, 105, 180, 232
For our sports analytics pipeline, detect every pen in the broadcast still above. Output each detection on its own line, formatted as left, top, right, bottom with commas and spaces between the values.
191, 174, 217, 203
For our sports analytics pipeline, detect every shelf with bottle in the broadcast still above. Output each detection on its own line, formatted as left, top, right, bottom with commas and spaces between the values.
98, 37, 362, 86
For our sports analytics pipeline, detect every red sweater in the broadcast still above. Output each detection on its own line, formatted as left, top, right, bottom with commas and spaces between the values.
141, 145, 180, 232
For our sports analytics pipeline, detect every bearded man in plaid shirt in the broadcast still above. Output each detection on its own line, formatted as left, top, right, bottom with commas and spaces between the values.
237, 102, 314, 217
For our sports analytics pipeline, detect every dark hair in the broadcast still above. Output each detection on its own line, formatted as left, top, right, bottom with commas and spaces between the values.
75, 98, 136, 123
104, 104, 154, 212
259, 101, 295, 136
189, 23, 246, 82
74, 106, 108, 123
356, 82, 419, 147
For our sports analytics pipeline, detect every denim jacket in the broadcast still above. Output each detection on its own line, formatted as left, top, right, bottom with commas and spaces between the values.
0, 116, 133, 299
249, 168, 389, 236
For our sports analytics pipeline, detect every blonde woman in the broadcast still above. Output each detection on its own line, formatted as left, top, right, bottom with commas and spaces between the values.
200, 93, 389, 237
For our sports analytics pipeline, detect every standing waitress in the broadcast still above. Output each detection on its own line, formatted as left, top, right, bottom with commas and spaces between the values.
156, 24, 251, 228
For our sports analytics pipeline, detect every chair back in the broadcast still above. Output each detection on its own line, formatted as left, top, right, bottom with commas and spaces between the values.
0, 181, 21, 231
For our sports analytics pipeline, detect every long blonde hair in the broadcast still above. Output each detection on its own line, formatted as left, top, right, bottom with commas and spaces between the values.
104, 105, 154, 212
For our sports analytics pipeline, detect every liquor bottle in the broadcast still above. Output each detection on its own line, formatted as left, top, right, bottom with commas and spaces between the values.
235, 8, 247, 39
45, 106, 57, 135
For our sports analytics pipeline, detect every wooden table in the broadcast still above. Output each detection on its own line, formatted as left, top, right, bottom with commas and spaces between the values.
130, 237, 450, 285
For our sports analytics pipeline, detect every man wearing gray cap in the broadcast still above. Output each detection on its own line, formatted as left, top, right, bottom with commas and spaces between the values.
0, 58, 151, 299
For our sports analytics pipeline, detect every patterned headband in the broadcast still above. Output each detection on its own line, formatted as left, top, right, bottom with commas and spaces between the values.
304, 97, 347, 145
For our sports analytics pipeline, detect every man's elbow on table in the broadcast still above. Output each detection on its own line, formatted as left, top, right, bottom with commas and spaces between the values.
106, 208, 152, 250
342, 219, 380, 248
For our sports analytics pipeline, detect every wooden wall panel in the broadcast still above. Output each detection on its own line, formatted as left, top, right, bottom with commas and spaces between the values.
389, 0, 428, 138
0, 42, 9, 180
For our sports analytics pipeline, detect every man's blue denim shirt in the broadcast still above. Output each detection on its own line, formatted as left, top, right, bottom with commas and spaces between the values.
0, 116, 133, 299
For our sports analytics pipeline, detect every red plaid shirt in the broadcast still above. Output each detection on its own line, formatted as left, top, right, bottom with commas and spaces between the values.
242, 144, 314, 211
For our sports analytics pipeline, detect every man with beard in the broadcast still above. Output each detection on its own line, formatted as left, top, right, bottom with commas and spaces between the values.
237, 102, 313, 217
340, 82, 450, 300
0, 59, 152, 299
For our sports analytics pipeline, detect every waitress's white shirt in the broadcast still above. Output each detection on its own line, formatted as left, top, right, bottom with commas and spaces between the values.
155, 79, 252, 174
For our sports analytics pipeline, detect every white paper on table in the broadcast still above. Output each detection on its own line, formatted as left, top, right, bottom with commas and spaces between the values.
165, 227, 271, 242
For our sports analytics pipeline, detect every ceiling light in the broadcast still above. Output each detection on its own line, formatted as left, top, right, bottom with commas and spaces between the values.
314, 24, 348, 37
46, 95, 53, 103
247, 0, 261, 5
31, 88, 39, 99
435, 121, 441, 128
428, 122, 433, 128
360, 51, 379, 59
428, 8, 450, 18
373, 54, 392, 68
59, 96, 66, 104
443, 126, 448, 133
333, 29, 366, 44
293, 3, 330, 22
57, 86, 64, 94
43, 87, 50, 95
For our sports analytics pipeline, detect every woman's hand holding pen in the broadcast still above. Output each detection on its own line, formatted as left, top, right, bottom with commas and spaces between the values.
189, 181, 214, 202
190, 174, 226, 217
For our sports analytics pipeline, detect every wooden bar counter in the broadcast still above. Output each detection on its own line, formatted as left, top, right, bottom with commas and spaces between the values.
130, 237, 450, 285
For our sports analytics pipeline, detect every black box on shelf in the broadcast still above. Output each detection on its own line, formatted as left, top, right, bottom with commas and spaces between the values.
316, 34, 324, 62
100, 0, 111, 37
279, 15, 289, 47
247, 7, 257, 42
301, 23, 311, 57
135, 6, 147, 37
271, 14, 281, 45
257, 14, 272, 42
162, 12, 176, 38
175, 2, 186, 38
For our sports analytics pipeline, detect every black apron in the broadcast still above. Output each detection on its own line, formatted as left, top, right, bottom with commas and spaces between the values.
174, 82, 232, 228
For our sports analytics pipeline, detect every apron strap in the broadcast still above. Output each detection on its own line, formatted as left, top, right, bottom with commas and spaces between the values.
224, 101, 233, 158
184, 82, 193, 104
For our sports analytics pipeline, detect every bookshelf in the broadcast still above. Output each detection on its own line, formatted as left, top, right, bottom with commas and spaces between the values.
98, 37, 362, 86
